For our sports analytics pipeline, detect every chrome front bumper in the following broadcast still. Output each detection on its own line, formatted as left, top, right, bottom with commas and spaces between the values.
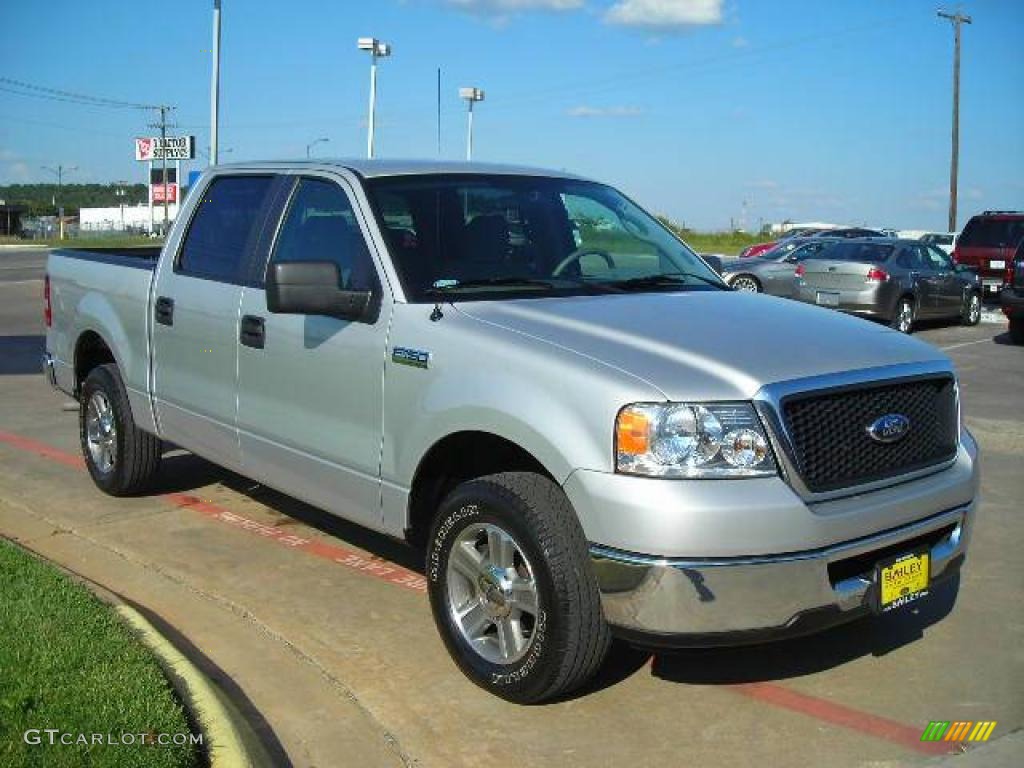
591, 503, 971, 645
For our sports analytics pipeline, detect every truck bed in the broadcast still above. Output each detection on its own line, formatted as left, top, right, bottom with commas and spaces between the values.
54, 246, 161, 271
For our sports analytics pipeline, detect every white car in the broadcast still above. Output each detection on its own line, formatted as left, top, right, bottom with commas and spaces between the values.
920, 231, 958, 255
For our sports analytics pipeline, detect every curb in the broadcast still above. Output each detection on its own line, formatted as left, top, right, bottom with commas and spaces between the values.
116, 604, 272, 768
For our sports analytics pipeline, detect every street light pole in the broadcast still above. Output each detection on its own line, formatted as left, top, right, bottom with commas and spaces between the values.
938, 9, 971, 233
459, 87, 485, 161
210, 0, 222, 166
306, 137, 329, 158
41, 164, 77, 240
358, 37, 391, 159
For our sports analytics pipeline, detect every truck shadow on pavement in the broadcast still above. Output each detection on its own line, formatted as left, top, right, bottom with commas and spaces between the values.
0, 335, 45, 375
649, 576, 959, 686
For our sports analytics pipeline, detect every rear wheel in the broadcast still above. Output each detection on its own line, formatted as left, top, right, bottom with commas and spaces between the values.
426, 472, 610, 703
961, 292, 981, 326
730, 275, 761, 293
79, 364, 161, 496
890, 298, 914, 333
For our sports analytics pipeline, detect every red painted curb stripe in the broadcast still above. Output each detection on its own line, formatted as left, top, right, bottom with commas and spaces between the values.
0, 428, 947, 753
731, 683, 950, 755
0, 430, 426, 593
0, 429, 85, 469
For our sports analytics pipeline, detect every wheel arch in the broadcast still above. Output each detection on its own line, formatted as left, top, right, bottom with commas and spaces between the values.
405, 430, 555, 547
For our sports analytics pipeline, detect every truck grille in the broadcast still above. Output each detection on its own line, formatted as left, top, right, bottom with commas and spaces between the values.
782, 376, 958, 493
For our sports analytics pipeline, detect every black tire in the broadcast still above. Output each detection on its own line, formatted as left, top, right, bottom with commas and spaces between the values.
729, 274, 761, 293
79, 364, 161, 496
890, 297, 914, 333
961, 291, 982, 326
426, 471, 610, 703
1010, 317, 1024, 345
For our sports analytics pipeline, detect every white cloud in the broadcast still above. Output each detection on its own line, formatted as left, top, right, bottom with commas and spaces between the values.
731, 35, 748, 48
605, 0, 723, 29
567, 104, 643, 117
446, 0, 584, 11
743, 179, 778, 190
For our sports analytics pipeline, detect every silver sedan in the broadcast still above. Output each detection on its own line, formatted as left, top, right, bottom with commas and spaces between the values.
721, 239, 835, 296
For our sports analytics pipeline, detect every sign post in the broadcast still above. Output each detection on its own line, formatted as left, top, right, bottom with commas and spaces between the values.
135, 136, 195, 234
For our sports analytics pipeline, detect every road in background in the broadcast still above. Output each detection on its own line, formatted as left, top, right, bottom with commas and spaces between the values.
1, 247, 1020, 767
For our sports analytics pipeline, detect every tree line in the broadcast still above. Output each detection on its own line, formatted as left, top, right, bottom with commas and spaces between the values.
0, 183, 149, 216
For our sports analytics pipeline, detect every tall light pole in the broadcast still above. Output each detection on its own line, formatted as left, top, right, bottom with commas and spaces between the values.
306, 137, 329, 158
938, 9, 971, 232
41, 164, 77, 240
459, 87, 485, 161
358, 37, 391, 159
210, 0, 222, 166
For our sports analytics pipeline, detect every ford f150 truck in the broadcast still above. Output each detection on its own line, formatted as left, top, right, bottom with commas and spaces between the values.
43, 160, 978, 703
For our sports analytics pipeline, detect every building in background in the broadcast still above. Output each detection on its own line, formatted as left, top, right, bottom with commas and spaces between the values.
0, 202, 25, 237
79, 203, 180, 234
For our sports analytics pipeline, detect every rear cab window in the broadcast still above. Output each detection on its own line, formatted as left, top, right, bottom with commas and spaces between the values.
958, 217, 1024, 248
178, 175, 276, 282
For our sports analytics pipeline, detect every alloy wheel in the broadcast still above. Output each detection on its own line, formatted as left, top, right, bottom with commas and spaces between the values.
731, 276, 760, 293
85, 391, 117, 473
445, 522, 540, 665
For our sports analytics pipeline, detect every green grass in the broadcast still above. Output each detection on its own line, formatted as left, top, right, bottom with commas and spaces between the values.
673, 231, 768, 255
0, 540, 200, 768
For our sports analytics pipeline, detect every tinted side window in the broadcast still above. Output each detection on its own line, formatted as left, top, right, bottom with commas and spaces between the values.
271, 178, 377, 292
179, 176, 274, 282
925, 245, 953, 271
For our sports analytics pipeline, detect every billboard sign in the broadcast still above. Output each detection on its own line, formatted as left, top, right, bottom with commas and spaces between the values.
135, 136, 195, 161
151, 183, 179, 204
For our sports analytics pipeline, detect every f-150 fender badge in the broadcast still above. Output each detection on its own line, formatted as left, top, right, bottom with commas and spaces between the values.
392, 347, 431, 369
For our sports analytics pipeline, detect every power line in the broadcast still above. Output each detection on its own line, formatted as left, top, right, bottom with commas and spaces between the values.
0, 76, 158, 111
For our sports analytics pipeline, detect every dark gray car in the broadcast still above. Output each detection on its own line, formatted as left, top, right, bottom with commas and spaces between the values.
794, 238, 982, 333
721, 238, 835, 296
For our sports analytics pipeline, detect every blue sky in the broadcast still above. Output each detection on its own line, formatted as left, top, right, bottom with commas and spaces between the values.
1, 0, 1021, 231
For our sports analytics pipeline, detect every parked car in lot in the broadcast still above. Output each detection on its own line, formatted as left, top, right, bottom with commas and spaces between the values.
721, 238, 834, 295
737, 227, 825, 258
953, 210, 1024, 297
921, 231, 958, 255
43, 160, 978, 703
740, 227, 889, 259
1000, 238, 1024, 344
794, 238, 982, 333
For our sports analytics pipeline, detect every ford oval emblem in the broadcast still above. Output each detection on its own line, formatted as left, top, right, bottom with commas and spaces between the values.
867, 413, 911, 444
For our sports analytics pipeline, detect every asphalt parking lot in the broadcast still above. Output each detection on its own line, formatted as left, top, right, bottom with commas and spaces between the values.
1, 247, 1021, 767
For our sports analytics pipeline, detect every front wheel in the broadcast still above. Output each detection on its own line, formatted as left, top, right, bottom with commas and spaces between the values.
961, 292, 981, 326
890, 298, 914, 333
426, 472, 610, 703
729, 275, 761, 293
79, 364, 162, 496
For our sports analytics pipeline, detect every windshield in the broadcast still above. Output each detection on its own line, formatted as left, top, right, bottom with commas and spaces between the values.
958, 217, 1024, 248
812, 240, 894, 263
364, 174, 725, 302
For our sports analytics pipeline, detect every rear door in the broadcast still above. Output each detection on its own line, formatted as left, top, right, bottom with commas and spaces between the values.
235, 173, 392, 532
923, 244, 963, 316
151, 174, 278, 471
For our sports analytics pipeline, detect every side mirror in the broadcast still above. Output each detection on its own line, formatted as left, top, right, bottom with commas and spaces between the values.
784, 254, 798, 263
703, 254, 723, 275
266, 261, 374, 321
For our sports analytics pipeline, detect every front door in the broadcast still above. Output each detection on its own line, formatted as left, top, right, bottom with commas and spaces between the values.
236, 174, 391, 531
151, 174, 278, 471
924, 243, 964, 316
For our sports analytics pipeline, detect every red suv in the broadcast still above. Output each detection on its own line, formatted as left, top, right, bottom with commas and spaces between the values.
953, 211, 1024, 298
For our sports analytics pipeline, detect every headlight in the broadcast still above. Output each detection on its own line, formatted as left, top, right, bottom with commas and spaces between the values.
615, 402, 777, 478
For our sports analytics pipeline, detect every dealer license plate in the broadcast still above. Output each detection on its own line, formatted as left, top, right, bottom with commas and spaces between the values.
990, 260, 1005, 270
816, 291, 840, 307
877, 552, 930, 612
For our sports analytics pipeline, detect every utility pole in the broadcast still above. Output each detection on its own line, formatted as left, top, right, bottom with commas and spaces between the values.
41, 164, 77, 240
148, 105, 175, 235
210, 0, 222, 165
938, 9, 971, 232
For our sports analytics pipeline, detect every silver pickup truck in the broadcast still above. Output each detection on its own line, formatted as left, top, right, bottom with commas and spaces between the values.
44, 160, 978, 703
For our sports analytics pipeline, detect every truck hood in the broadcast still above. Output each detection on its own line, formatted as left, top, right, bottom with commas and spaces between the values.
455, 291, 949, 401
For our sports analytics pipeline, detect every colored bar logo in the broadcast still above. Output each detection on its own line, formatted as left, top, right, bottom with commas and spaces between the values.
921, 721, 997, 742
